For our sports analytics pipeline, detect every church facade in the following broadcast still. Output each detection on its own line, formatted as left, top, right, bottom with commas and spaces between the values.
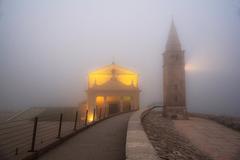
163, 21, 188, 119
86, 63, 140, 120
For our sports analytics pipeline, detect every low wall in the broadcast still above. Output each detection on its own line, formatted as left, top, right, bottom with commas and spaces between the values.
190, 112, 240, 132
125, 107, 160, 160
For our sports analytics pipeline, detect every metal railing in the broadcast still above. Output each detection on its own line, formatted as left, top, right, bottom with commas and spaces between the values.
0, 108, 135, 160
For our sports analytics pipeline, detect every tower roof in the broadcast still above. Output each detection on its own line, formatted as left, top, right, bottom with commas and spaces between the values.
165, 20, 182, 51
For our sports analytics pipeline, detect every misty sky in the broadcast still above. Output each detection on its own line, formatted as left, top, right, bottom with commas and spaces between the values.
0, 0, 240, 116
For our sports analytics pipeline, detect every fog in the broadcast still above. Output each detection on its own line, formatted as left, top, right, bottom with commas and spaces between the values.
0, 0, 240, 116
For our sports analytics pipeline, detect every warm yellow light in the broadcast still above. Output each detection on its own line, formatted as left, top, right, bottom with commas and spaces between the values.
88, 64, 138, 88
185, 64, 195, 71
117, 75, 138, 87
96, 96, 104, 107
107, 96, 120, 103
89, 74, 112, 87
123, 96, 131, 101
87, 113, 94, 122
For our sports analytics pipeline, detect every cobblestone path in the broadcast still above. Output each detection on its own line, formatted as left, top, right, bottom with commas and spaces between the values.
174, 117, 240, 160
38, 113, 131, 160
142, 110, 212, 160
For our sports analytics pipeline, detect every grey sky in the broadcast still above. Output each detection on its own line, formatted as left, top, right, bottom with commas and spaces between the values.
0, 0, 240, 116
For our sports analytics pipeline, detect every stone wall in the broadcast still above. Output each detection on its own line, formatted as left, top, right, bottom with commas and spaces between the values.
190, 113, 240, 131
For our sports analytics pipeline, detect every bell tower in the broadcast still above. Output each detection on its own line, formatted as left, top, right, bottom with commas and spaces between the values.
163, 21, 188, 119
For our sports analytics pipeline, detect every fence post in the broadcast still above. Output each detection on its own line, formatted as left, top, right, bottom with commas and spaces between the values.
93, 108, 96, 122
15, 148, 18, 155
99, 108, 102, 120
57, 113, 63, 138
103, 108, 105, 119
78, 111, 81, 128
106, 105, 108, 118
85, 110, 88, 126
29, 117, 38, 152
74, 111, 78, 131
104, 106, 106, 119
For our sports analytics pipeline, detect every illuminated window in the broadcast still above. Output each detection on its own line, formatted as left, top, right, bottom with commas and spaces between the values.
123, 96, 132, 101
96, 96, 104, 107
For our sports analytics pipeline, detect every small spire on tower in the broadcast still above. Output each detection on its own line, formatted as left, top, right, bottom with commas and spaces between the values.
165, 19, 182, 51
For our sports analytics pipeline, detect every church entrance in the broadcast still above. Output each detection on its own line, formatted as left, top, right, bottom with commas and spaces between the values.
109, 102, 120, 114
122, 96, 132, 112
107, 96, 120, 115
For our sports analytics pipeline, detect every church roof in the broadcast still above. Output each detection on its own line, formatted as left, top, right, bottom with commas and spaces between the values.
89, 62, 137, 75
165, 20, 182, 51
88, 63, 139, 89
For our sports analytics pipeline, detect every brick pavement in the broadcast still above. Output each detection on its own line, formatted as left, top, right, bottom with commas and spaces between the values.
142, 111, 211, 160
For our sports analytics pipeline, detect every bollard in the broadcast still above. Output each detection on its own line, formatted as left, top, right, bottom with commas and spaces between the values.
74, 111, 78, 131
85, 110, 88, 126
29, 117, 38, 152
57, 113, 63, 138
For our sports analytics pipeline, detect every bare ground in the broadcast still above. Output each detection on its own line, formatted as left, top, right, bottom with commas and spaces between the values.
174, 117, 240, 160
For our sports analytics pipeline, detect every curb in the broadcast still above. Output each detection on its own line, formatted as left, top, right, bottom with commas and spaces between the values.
125, 107, 160, 160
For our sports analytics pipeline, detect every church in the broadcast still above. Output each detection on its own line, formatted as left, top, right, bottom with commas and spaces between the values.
83, 20, 188, 120
86, 63, 140, 120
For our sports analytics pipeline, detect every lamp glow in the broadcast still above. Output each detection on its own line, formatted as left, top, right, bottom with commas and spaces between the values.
185, 64, 195, 71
